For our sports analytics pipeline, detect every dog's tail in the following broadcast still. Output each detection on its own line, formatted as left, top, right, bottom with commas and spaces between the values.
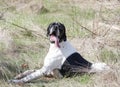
89, 62, 110, 73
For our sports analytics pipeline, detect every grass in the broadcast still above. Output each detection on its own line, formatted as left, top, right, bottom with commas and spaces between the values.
100, 49, 119, 63
0, 0, 120, 87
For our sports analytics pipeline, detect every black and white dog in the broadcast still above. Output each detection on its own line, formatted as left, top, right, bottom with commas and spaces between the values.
10, 22, 110, 84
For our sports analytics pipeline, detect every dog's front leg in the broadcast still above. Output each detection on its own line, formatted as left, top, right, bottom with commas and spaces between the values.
9, 67, 47, 84
14, 70, 35, 79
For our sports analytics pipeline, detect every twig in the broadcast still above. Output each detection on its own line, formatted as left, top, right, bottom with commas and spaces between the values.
68, 0, 97, 36
71, 17, 98, 36
0, 17, 31, 33
0, 12, 47, 39
0, 12, 30, 33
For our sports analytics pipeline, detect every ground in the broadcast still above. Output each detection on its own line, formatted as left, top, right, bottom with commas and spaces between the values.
0, 0, 120, 87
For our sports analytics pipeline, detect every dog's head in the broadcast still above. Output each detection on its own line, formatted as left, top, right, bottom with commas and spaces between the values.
47, 22, 67, 47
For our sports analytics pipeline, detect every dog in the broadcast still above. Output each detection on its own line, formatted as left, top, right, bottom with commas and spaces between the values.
9, 22, 110, 84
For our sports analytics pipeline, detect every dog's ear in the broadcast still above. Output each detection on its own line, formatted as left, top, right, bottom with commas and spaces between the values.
46, 27, 50, 37
58, 22, 67, 42
46, 23, 52, 37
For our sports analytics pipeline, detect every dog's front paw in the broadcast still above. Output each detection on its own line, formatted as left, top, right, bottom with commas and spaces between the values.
90, 63, 110, 73
8, 79, 25, 85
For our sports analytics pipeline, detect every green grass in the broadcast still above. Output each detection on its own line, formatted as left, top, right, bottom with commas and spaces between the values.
74, 74, 92, 84
100, 49, 120, 63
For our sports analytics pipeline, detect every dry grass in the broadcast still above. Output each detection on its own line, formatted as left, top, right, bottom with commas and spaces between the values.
0, 0, 120, 87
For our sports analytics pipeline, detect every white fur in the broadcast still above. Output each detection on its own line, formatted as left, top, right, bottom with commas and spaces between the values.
44, 41, 76, 74
90, 62, 110, 73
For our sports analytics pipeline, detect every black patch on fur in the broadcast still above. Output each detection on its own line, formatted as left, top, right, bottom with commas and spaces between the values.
60, 52, 92, 77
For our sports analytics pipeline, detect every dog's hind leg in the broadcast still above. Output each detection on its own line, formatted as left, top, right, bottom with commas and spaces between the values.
52, 69, 63, 79
44, 69, 63, 79
89, 63, 110, 73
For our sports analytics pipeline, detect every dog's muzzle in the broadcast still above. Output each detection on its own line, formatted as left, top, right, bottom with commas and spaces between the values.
49, 26, 60, 48
50, 35, 60, 48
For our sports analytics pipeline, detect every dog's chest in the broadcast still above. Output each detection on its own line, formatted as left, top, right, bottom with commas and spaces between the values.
44, 41, 76, 68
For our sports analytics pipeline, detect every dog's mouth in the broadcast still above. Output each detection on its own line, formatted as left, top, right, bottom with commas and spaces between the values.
50, 35, 60, 48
